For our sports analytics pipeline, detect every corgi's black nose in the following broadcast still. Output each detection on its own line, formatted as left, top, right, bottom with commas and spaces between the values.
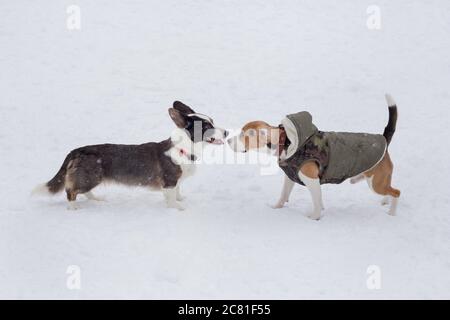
224, 130, 229, 137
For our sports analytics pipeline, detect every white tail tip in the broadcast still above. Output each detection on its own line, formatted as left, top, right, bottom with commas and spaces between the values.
31, 183, 50, 196
385, 93, 396, 107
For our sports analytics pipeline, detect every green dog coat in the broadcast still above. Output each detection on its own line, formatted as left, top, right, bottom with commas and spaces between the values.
278, 112, 387, 185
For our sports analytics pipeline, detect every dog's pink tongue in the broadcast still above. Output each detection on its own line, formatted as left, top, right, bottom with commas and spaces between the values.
212, 139, 224, 145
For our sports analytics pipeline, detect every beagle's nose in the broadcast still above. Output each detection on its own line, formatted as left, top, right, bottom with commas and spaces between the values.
224, 130, 229, 137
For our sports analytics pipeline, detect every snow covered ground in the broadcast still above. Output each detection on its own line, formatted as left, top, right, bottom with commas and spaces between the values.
1, 0, 450, 299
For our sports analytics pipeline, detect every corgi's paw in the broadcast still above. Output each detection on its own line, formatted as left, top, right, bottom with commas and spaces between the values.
67, 202, 80, 211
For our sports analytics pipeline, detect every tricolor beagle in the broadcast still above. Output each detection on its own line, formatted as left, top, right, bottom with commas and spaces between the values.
227, 94, 400, 220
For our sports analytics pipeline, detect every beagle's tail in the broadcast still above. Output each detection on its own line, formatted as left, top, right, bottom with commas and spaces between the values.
383, 94, 398, 146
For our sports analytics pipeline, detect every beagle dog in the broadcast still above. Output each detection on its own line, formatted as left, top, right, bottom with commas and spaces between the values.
227, 95, 400, 220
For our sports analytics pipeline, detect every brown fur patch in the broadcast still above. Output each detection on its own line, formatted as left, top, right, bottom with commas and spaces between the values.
363, 152, 400, 198
299, 161, 320, 179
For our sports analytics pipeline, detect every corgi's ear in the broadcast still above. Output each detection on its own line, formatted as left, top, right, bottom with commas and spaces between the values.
168, 108, 187, 128
173, 101, 195, 114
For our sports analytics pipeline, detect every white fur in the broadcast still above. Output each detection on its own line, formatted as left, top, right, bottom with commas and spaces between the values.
361, 175, 399, 215
164, 124, 226, 208
163, 127, 207, 210
280, 117, 299, 159
273, 175, 295, 208
385, 93, 396, 107
209, 127, 227, 142
350, 174, 365, 184
366, 175, 376, 193
176, 185, 185, 201
163, 187, 184, 210
84, 191, 105, 201
298, 171, 323, 220
388, 197, 398, 215
227, 135, 246, 153
166, 128, 199, 182
67, 201, 79, 211
167, 128, 200, 164
187, 112, 213, 124
31, 183, 50, 196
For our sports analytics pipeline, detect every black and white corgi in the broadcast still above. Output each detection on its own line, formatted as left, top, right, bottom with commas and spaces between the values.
33, 101, 228, 210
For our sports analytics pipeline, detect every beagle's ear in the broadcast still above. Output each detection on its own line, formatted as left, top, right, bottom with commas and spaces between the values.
173, 101, 195, 114
168, 108, 187, 128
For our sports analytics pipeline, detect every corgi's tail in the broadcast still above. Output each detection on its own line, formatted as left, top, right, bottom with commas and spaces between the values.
32, 152, 73, 196
31, 183, 52, 196
383, 93, 398, 146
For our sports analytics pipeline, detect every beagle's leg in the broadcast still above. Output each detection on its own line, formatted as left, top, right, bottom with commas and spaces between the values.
381, 196, 390, 206
320, 195, 325, 210
163, 187, 184, 211
298, 162, 323, 220
364, 152, 400, 216
272, 174, 295, 209
175, 185, 185, 201
350, 174, 365, 184
388, 197, 399, 216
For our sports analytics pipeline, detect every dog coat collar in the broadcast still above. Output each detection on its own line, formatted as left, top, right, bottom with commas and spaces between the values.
281, 112, 318, 160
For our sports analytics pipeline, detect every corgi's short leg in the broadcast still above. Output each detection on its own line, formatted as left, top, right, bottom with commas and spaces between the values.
175, 185, 185, 201
67, 201, 79, 210
272, 174, 295, 209
299, 162, 323, 220
66, 190, 79, 210
163, 187, 184, 211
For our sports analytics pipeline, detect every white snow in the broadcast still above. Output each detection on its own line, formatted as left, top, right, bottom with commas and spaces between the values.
1, 0, 450, 299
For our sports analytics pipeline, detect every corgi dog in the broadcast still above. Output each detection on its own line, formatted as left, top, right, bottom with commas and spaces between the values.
34, 101, 228, 210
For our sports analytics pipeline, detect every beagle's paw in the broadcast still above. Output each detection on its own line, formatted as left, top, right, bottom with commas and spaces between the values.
167, 202, 185, 211
307, 212, 321, 220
